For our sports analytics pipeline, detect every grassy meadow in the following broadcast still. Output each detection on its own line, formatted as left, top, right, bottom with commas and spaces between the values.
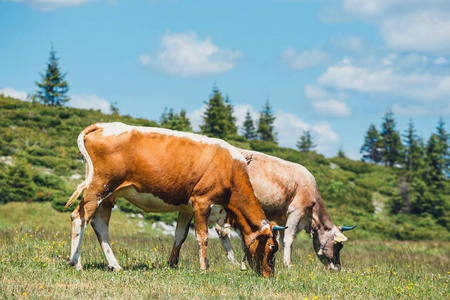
0, 202, 448, 299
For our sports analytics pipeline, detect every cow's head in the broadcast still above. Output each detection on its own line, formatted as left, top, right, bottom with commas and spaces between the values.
246, 223, 286, 277
312, 225, 356, 270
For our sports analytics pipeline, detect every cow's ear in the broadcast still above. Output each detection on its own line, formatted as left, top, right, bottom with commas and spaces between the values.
334, 233, 348, 243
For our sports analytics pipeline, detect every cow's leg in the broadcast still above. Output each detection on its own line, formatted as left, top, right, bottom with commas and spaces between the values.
91, 197, 122, 271
192, 201, 211, 271
69, 203, 86, 270
69, 181, 110, 270
282, 212, 302, 267
168, 212, 193, 268
215, 223, 238, 264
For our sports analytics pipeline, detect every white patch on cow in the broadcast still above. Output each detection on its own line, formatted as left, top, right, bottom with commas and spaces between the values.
70, 218, 85, 270
261, 220, 269, 228
328, 262, 340, 270
241, 149, 316, 185
209, 204, 226, 226
98, 122, 246, 163
114, 186, 192, 214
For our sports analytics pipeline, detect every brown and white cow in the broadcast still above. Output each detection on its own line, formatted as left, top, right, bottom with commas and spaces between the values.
64, 122, 284, 277
212, 150, 356, 270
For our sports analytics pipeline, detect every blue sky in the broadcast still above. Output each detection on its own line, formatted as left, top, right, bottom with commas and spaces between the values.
1, 0, 449, 158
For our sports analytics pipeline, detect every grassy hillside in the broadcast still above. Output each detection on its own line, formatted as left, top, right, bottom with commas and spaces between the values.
0, 95, 448, 241
1, 202, 449, 299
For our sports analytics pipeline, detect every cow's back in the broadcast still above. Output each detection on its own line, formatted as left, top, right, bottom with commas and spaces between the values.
240, 150, 317, 222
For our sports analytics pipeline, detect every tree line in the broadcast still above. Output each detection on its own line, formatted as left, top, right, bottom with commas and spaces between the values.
360, 109, 449, 226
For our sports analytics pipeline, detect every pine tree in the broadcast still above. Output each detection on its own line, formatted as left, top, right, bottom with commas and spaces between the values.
297, 130, 316, 153
34, 47, 70, 106
360, 124, 383, 164
403, 119, 425, 182
110, 101, 119, 115
224, 95, 238, 136
257, 99, 276, 143
410, 120, 450, 224
160, 108, 192, 132
200, 87, 237, 139
242, 110, 256, 140
436, 117, 450, 177
380, 109, 404, 167
425, 132, 447, 185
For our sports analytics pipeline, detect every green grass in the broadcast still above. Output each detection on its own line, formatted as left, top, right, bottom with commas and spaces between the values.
1, 202, 448, 299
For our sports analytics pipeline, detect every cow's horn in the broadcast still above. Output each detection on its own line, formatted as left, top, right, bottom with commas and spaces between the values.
273, 225, 288, 231
340, 225, 357, 231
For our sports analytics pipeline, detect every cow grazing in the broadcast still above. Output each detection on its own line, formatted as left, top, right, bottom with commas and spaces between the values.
65, 122, 284, 277
213, 149, 356, 270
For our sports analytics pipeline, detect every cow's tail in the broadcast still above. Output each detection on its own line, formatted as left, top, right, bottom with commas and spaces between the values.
64, 123, 101, 210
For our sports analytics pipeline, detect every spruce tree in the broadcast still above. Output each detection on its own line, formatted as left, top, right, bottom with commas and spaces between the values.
200, 87, 237, 139
411, 120, 450, 224
436, 117, 450, 177
360, 124, 383, 164
380, 109, 403, 167
242, 109, 256, 140
297, 130, 316, 153
34, 47, 70, 106
257, 99, 276, 143
403, 119, 425, 182
224, 95, 238, 136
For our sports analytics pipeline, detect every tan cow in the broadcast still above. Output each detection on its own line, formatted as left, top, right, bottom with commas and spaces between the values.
64, 122, 284, 277
212, 150, 356, 270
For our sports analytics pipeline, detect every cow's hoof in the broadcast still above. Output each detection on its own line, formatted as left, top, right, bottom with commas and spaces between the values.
240, 262, 248, 271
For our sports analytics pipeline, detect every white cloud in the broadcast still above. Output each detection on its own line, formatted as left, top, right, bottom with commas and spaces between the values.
380, 10, 450, 54
186, 105, 206, 132
329, 35, 366, 53
318, 60, 401, 92
274, 110, 339, 155
338, 0, 450, 54
317, 58, 450, 101
280, 47, 331, 70
139, 54, 151, 65
342, 0, 447, 16
311, 121, 340, 152
7, 0, 98, 10
304, 85, 329, 100
304, 85, 350, 117
311, 99, 351, 117
0, 87, 29, 101
434, 57, 449, 65
315, 57, 450, 117
393, 102, 450, 117
141, 32, 242, 77
70, 94, 112, 114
